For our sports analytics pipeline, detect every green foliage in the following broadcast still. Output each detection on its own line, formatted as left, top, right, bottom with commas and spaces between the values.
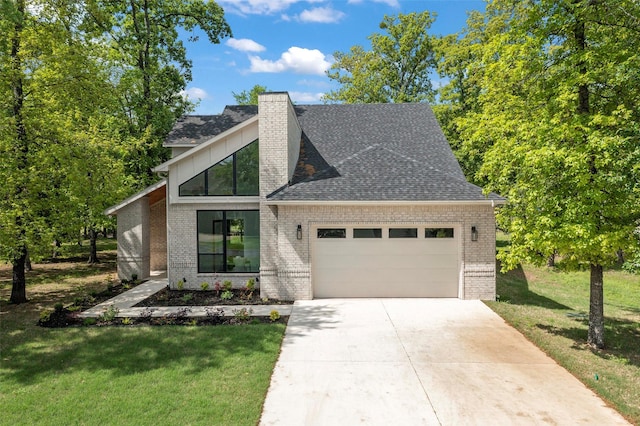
200, 282, 210, 291
220, 290, 233, 301
121, 317, 132, 325
99, 305, 119, 322
325, 11, 437, 104
222, 280, 232, 291
83, 317, 97, 326
269, 310, 280, 322
436, 0, 640, 348
176, 280, 184, 290
232, 307, 253, 322
232, 84, 269, 105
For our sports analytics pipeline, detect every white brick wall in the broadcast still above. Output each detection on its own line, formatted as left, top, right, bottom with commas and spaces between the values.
150, 199, 167, 271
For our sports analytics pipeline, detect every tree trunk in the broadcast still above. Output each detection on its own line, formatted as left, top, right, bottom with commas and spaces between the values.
547, 251, 556, 267
10, 245, 28, 304
25, 248, 32, 271
616, 249, 624, 265
87, 227, 100, 264
587, 263, 605, 349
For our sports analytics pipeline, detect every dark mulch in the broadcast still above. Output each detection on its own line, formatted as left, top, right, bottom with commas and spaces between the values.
134, 287, 293, 307
37, 284, 291, 328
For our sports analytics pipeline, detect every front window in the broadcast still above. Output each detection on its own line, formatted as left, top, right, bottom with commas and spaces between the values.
197, 210, 260, 273
180, 140, 258, 196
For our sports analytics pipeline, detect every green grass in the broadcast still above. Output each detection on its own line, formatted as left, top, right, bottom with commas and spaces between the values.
0, 324, 285, 426
487, 235, 640, 424
0, 241, 286, 426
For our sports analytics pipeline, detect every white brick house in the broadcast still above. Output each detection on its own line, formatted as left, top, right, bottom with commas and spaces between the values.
106, 92, 504, 300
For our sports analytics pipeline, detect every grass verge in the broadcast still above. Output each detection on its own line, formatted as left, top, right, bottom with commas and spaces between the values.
486, 251, 639, 423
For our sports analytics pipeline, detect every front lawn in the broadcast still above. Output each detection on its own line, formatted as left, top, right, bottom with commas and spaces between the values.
486, 248, 640, 423
0, 239, 285, 426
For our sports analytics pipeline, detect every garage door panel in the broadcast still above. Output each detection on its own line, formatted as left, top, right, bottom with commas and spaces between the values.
313, 226, 459, 298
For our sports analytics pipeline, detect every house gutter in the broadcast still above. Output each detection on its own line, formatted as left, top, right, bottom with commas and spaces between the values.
264, 199, 505, 207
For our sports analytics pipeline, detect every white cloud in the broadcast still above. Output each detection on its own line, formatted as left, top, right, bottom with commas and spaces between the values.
180, 87, 208, 101
290, 91, 325, 103
347, 0, 400, 7
226, 38, 266, 53
218, 0, 324, 16
249, 47, 332, 75
298, 7, 346, 23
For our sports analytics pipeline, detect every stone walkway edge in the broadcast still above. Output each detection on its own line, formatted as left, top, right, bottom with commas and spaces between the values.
78, 279, 293, 318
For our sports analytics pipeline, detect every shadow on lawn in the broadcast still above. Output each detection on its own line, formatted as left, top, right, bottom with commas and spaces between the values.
536, 318, 640, 368
497, 262, 571, 310
1, 324, 284, 386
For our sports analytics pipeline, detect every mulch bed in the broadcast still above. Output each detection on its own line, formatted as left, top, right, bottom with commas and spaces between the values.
135, 287, 293, 307
38, 284, 290, 328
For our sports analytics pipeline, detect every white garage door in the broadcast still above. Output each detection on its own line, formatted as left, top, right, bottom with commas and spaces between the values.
313, 226, 459, 298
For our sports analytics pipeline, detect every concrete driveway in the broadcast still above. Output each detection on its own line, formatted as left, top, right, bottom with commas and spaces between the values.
260, 299, 629, 426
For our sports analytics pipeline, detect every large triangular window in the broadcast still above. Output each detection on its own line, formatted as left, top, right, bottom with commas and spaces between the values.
179, 140, 259, 196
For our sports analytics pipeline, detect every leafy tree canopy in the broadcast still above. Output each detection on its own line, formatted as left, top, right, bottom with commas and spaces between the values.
233, 84, 269, 105
324, 11, 438, 104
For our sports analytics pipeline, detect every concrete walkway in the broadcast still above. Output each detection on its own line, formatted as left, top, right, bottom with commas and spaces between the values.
260, 299, 629, 426
78, 280, 292, 318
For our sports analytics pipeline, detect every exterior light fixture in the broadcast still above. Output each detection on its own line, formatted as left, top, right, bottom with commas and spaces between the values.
296, 224, 302, 240
471, 226, 478, 242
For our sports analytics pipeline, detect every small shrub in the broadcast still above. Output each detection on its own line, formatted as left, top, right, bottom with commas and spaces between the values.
54, 302, 64, 313
233, 307, 253, 321
121, 317, 132, 325
131, 273, 138, 282
221, 290, 233, 300
100, 305, 119, 322
176, 280, 185, 290
181, 293, 194, 303
222, 280, 232, 291
200, 282, 210, 291
83, 317, 97, 326
39, 310, 52, 322
269, 310, 281, 322
67, 305, 81, 312
188, 319, 198, 326
205, 307, 225, 318
214, 280, 222, 294
73, 296, 84, 306
243, 278, 256, 299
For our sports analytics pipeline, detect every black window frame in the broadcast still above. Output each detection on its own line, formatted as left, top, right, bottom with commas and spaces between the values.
179, 140, 258, 197
353, 228, 382, 238
197, 210, 260, 273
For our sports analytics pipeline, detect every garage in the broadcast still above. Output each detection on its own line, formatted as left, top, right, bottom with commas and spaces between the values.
313, 225, 460, 298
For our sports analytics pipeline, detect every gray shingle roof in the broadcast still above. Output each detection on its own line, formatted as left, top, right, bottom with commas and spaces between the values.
268, 103, 502, 202
165, 105, 257, 146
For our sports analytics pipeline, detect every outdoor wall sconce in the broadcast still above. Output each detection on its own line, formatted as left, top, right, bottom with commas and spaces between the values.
471, 226, 478, 242
296, 224, 302, 240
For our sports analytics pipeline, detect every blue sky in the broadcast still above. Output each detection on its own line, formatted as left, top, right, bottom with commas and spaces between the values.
181, 0, 485, 114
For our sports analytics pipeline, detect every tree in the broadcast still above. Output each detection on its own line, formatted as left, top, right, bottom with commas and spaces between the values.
86, 0, 231, 188
324, 11, 438, 104
233, 84, 269, 105
442, 0, 640, 348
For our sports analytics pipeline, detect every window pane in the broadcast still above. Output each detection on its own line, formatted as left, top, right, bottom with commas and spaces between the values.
198, 254, 224, 273
236, 141, 259, 195
197, 210, 260, 273
207, 155, 234, 195
353, 228, 382, 238
179, 171, 206, 196
389, 228, 417, 238
197, 211, 223, 254
425, 228, 455, 238
317, 228, 346, 238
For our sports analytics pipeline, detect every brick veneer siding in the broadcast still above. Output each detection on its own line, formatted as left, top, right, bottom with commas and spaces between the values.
149, 199, 167, 271
259, 203, 497, 301
116, 197, 150, 281
166, 202, 260, 290
258, 93, 302, 299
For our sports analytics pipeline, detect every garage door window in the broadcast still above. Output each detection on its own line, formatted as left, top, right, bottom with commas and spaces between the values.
389, 228, 418, 238
425, 228, 455, 238
317, 228, 346, 238
353, 228, 382, 238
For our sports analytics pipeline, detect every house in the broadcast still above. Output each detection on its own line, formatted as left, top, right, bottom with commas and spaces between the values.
105, 92, 504, 300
